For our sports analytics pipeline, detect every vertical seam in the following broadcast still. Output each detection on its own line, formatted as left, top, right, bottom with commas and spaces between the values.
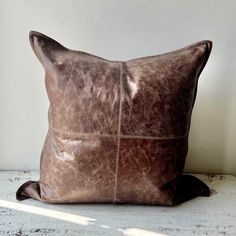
113, 61, 123, 203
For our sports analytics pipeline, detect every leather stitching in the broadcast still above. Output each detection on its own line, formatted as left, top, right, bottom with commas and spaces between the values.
113, 61, 123, 203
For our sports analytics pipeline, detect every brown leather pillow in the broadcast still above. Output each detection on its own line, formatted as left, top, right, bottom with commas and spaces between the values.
16, 31, 212, 205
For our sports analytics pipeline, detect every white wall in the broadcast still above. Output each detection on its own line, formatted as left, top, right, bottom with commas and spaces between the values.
0, 0, 235, 175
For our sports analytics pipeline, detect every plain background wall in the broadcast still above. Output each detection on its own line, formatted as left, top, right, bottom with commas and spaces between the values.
0, 0, 235, 175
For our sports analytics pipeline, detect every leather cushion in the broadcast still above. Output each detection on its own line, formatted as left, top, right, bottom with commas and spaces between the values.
16, 31, 212, 205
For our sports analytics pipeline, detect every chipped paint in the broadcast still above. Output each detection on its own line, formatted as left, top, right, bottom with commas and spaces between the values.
0, 171, 235, 236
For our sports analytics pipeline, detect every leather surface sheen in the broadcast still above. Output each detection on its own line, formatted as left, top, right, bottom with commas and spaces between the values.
16, 31, 212, 205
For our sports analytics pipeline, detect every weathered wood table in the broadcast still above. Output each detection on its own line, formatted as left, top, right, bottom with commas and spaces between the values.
0, 171, 235, 236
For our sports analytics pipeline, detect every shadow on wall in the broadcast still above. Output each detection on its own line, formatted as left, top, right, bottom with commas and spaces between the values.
186, 33, 236, 176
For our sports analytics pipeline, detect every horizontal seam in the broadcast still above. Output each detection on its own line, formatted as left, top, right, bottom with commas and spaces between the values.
49, 125, 187, 140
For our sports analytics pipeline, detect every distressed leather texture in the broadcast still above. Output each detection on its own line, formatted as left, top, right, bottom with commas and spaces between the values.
16, 31, 212, 205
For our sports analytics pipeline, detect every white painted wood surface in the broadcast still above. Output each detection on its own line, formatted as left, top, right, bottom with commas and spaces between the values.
0, 171, 235, 236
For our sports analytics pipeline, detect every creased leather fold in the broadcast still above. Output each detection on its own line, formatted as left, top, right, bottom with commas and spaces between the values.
16, 31, 212, 205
